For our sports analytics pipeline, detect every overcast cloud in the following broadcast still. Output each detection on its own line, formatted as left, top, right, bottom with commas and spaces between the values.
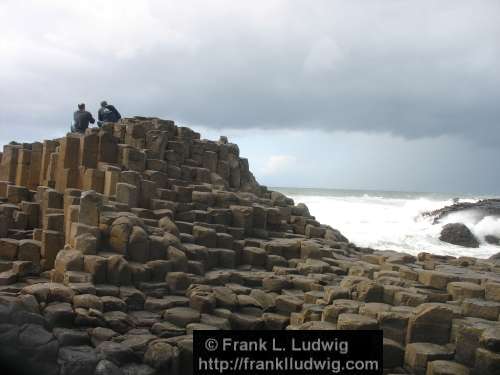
1, 1, 499, 193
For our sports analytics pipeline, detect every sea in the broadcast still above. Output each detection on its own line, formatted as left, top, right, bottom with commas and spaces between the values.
274, 187, 500, 259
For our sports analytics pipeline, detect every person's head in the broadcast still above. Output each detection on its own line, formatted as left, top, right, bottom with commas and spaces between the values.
78, 103, 85, 110
100, 100, 108, 108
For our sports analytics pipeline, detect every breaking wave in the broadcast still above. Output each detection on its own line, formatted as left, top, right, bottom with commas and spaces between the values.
276, 187, 500, 259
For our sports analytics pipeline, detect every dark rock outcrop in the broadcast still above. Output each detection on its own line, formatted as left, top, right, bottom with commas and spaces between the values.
424, 199, 500, 223
439, 223, 479, 248
485, 235, 500, 246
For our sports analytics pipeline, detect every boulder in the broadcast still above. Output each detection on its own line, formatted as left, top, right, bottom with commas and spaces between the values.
485, 235, 500, 246
439, 223, 479, 248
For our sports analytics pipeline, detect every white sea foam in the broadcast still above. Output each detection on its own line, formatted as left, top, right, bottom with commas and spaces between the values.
277, 188, 500, 259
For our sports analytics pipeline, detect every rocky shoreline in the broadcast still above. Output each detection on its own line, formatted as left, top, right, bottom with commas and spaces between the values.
423, 200, 500, 249
425, 199, 500, 224
0, 117, 499, 375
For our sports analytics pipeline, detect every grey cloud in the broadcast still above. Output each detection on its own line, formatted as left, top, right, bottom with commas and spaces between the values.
0, 0, 499, 145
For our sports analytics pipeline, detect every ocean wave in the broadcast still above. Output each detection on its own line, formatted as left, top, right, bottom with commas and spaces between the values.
281, 190, 500, 259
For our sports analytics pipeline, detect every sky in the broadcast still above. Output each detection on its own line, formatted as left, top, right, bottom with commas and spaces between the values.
1, 0, 499, 195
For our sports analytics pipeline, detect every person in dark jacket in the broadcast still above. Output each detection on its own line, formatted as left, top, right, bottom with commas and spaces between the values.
97, 100, 121, 126
72, 103, 95, 133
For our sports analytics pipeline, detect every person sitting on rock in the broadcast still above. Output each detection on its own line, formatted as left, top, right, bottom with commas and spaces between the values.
97, 100, 121, 126
72, 103, 95, 133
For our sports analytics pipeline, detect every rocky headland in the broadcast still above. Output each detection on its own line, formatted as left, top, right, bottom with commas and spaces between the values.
426, 199, 500, 224
0, 117, 499, 375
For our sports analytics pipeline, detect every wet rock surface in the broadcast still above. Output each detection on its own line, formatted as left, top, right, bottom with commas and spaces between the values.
425, 199, 500, 223
439, 223, 480, 248
0, 118, 499, 374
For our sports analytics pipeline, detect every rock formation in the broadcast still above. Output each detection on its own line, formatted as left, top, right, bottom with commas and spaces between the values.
425, 199, 500, 224
0, 117, 499, 375
440, 223, 480, 248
